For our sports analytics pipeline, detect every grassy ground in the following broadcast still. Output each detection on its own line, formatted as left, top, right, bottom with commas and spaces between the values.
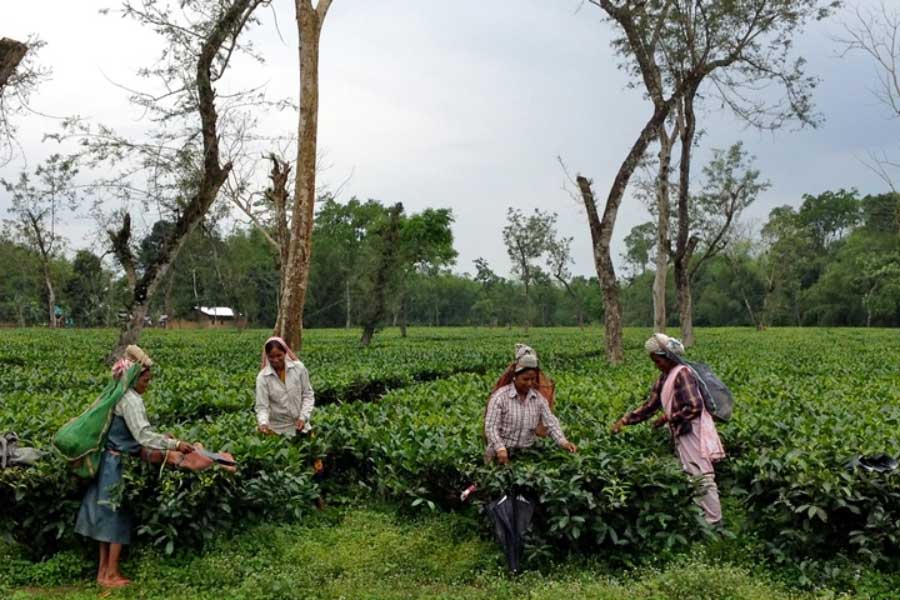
2, 504, 865, 600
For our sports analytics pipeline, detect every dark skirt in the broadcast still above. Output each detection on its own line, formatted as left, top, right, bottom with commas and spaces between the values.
74, 450, 132, 544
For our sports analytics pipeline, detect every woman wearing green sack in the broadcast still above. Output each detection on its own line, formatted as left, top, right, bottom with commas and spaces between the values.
73, 345, 194, 589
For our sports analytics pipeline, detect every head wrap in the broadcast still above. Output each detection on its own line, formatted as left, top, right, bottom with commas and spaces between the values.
514, 343, 539, 374
260, 336, 299, 371
111, 344, 154, 380
644, 333, 685, 363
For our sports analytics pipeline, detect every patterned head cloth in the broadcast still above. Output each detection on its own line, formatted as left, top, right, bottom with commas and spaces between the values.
111, 344, 153, 380
644, 333, 685, 362
260, 336, 300, 371
514, 343, 539, 374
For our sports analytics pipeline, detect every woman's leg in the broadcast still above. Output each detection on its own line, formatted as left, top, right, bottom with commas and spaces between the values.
698, 472, 722, 525
675, 435, 722, 525
106, 543, 130, 585
97, 542, 109, 583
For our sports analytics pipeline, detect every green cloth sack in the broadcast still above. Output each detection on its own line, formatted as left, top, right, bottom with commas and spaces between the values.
53, 363, 142, 479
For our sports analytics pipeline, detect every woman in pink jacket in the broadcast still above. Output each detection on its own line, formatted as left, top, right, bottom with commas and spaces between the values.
612, 333, 725, 525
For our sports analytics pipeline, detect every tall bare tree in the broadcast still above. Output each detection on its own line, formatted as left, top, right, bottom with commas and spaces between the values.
502, 207, 556, 328
52, 0, 271, 358
580, 0, 836, 358
676, 142, 769, 342
653, 119, 679, 331
274, 0, 334, 351
546, 234, 585, 329
1, 154, 79, 328
837, 1, 900, 229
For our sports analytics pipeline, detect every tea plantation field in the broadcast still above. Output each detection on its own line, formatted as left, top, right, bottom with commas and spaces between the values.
2, 326, 899, 599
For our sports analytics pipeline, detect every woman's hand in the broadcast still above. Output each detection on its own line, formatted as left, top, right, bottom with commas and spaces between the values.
258, 424, 275, 436
496, 448, 509, 465
611, 418, 626, 434
295, 419, 306, 431
562, 441, 577, 453
176, 441, 194, 453
652, 415, 668, 429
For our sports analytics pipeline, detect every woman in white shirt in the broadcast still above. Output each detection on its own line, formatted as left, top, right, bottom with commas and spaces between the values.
255, 336, 315, 436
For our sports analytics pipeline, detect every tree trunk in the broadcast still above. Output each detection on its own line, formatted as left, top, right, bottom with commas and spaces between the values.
163, 273, 175, 321
742, 296, 760, 330
576, 105, 670, 363
269, 155, 292, 335
675, 265, 694, 343
673, 89, 698, 347
577, 176, 621, 363
360, 324, 375, 347
864, 286, 875, 328
399, 296, 408, 338
191, 269, 199, 301
345, 278, 351, 328
108, 213, 137, 295
653, 121, 677, 332
15, 298, 25, 328
277, 0, 332, 351
42, 262, 57, 329
556, 275, 584, 331
0, 38, 27, 91
117, 302, 151, 350
108, 0, 255, 361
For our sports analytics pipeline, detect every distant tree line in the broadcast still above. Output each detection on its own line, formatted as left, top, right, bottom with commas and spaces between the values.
1, 188, 898, 330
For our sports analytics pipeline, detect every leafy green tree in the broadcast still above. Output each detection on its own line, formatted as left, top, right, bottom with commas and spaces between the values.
471, 258, 512, 327
760, 205, 819, 326
360, 203, 403, 347
622, 222, 656, 279
0, 238, 42, 326
221, 227, 280, 326
546, 234, 588, 328
675, 142, 769, 344
305, 197, 385, 328
502, 207, 561, 328
796, 189, 861, 250
860, 192, 900, 234
806, 230, 900, 326
64, 250, 109, 327
394, 208, 457, 335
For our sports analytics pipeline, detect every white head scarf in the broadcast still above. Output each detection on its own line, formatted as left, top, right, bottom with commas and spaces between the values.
514, 343, 539, 373
644, 333, 685, 360
111, 344, 154, 380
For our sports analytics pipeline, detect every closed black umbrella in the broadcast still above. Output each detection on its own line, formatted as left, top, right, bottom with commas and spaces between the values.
486, 491, 535, 573
846, 453, 898, 473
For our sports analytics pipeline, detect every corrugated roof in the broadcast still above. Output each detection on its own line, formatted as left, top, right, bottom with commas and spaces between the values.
196, 306, 235, 318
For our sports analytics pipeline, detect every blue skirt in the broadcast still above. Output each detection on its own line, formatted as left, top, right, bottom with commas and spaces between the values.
74, 450, 132, 544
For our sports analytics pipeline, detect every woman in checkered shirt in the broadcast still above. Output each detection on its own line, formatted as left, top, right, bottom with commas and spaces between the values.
483, 344, 577, 464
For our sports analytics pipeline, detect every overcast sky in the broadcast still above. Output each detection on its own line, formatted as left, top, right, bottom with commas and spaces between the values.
2, 0, 896, 279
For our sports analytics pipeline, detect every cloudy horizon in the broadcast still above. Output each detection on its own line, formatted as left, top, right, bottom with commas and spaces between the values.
2, 0, 896, 281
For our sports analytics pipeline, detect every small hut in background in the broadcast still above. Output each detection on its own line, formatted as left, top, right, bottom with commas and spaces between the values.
167, 306, 244, 329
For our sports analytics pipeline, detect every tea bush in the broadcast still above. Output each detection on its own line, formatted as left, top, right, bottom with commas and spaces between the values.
3, 326, 900, 571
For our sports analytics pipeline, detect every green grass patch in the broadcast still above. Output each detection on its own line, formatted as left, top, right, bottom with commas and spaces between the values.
3, 505, 868, 599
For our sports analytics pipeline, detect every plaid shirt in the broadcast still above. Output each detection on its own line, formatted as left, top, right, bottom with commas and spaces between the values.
485, 384, 568, 453
623, 368, 703, 437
